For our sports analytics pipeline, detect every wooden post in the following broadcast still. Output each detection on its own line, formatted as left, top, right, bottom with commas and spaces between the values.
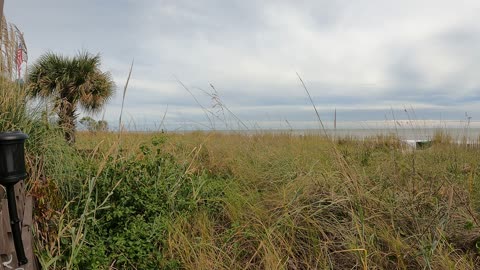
0, 181, 38, 270
0, 0, 4, 23
0, 0, 4, 50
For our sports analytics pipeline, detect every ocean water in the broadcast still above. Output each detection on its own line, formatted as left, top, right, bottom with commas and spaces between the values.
237, 128, 480, 141
301, 128, 479, 140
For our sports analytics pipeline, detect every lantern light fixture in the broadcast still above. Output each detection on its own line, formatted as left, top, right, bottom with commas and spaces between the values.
0, 131, 29, 266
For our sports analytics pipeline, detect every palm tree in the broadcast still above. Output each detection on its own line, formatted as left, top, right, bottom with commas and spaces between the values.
26, 51, 115, 144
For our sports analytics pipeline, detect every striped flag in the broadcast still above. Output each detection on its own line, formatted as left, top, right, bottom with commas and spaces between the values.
15, 29, 28, 78
16, 42, 24, 77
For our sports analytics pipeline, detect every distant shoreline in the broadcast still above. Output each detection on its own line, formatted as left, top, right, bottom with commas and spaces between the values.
90, 127, 480, 140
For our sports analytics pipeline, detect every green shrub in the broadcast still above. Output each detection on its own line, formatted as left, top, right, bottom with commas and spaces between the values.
72, 139, 228, 269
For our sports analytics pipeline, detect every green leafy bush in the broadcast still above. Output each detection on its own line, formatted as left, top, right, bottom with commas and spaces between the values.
73, 139, 228, 269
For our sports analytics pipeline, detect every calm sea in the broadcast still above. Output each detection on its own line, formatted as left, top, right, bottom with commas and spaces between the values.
301, 128, 479, 140
231, 128, 480, 141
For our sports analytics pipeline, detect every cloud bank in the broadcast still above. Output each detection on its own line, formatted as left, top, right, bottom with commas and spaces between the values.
6, 0, 480, 129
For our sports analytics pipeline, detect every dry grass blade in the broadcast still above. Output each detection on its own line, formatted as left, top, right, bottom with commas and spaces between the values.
296, 72, 327, 135
175, 76, 214, 129
118, 58, 134, 136
209, 83, 249, 130
157, 104, 169, 131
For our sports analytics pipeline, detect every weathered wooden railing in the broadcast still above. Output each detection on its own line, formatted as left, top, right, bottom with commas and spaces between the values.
0, 182, 37, 270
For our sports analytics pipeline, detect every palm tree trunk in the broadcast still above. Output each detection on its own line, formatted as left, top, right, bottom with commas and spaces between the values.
58, 100, 76, 144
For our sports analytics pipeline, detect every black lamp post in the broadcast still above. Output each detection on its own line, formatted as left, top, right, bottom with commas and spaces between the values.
0, 131, 28, 266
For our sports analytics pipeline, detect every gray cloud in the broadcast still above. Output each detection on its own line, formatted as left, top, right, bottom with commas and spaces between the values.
6, 0, 480, 130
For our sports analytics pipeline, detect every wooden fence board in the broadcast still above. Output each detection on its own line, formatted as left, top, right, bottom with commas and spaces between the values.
0, 181, 38, 270
0, 199, 12, 255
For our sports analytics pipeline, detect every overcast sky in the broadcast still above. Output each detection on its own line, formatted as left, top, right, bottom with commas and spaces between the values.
5, 1, 480, 130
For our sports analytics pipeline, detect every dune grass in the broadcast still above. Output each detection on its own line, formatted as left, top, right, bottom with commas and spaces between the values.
69, 130, 480, 269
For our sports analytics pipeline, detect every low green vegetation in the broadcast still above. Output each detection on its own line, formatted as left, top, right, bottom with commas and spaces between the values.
72, 131, 480, 269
